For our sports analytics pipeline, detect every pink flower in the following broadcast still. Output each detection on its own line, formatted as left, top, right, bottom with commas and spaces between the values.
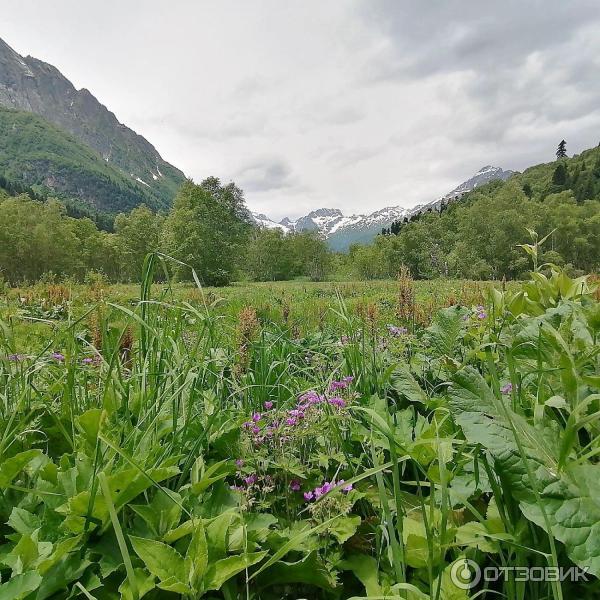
252, 412, 262, 422
264, 401, 274, 410
251, 425, 260, 435
303, 491, 314, 501
289, 479, 301, 491
285, 417, 297, 427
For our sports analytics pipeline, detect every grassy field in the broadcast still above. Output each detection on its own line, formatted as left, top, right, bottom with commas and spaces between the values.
0, 266, 599, 599
1, 278, 497, 355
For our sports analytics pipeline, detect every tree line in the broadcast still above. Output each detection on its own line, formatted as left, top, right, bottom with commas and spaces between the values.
0, 177, 332, 285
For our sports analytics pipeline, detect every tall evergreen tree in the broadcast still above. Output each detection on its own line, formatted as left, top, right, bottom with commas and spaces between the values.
556, 139, 567, 159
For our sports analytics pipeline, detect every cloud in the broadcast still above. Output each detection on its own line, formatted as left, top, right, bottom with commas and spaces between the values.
3, 0, 600, 220
235, 158, 295, 192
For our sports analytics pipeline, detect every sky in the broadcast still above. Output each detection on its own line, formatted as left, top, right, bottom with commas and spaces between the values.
3, 0, 600, 220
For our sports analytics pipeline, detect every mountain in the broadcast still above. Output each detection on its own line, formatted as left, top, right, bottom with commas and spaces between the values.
251, 165, 515, 251
0, 37, 185, 212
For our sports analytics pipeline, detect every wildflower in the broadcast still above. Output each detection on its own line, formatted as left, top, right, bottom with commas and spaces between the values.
477, 311, 487, 320
242, 421, 252, 429
340, 335, 350, 345
7, 354, 26, 362
235, 459, 244, 468
500, 383, 513, 395
252, 412, 261, 422
285, 417, 297, 427
243, 474, 257, 486
52, 352, 65, 362
264, 401, 274, 410
328, 397, 346, 408
329, 376, 354, 392
289, 479, 301, 491
338, 480, 353, 493
303, 491, 314, 501
387, 324, 408, 337
251, 425, 260, 435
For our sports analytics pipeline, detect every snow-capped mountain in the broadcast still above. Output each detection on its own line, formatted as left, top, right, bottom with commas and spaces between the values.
251, 166, 514, 251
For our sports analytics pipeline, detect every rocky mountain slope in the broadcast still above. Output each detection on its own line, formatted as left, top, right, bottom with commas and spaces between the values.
0, 37, 185, 211
252, 166, 514, 250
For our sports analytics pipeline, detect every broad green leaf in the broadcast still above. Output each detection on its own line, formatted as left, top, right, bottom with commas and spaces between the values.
118, 568, 155, 600
7, 507, 41, 535
185, 519, 209, 589
450, 367, 600, 576
391, 364, 428, 404
340, 554, 382, 596
425, 306, 466, 357
129, 536, 186, 585
204, 551, 267, 591
259, 551, 336, 591
0, 450, 42, 488
0, 571, 42, 600
329, 515, 361, 544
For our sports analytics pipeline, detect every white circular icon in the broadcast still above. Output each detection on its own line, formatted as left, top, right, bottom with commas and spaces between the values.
450, 558, 481, 590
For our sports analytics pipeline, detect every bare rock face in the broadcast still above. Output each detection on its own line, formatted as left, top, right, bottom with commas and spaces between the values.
0, 37, 185, 209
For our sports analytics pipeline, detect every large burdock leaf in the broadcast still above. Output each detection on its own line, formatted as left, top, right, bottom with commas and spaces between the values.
449, 367, 600, 576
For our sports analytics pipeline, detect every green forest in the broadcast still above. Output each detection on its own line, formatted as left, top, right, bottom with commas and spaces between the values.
1, 143, 600, 286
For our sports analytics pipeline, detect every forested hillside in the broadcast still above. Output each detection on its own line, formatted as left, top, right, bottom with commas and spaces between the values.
352, 145, 600, 279
0, 107, 172, 213
0, 37, 185, 209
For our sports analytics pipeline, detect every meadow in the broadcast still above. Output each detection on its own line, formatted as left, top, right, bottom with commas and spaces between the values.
0, 258, 599, 599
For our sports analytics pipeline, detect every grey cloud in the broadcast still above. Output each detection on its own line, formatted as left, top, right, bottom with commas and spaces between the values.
235, 158, 295, 192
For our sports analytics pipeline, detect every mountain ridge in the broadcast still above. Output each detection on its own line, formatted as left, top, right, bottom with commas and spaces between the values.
251, 165, 515, 250
0, 37, 185, 211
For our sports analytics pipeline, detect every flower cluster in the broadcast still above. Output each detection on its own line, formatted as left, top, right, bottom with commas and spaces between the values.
240, 379, 354, 449
387, 324, 408, 337
329, 376, 353, 392
476, 305, 487, 320
500, 382, 513, 395
303, 479, 353, 502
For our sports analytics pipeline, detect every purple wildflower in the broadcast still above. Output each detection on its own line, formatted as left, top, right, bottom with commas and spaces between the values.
7, 354, 25, 362
285, 417, 298, 427
252, 412, 262, 422
500, 383, 513, 395
477, 312, 487, 320
235, 459, 244, 468
289, 479, 301, 492
251, 425, 260, 435
264, 401, 274, 410
303, 491, 314, 501
387, 324, 408, 337
243, 474, 257, 486
52, 352, 65, 362
328, 397, 346, 408
339, 480, 353, 492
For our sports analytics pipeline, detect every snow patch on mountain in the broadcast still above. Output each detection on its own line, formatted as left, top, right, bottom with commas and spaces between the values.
250, 166, 515, 250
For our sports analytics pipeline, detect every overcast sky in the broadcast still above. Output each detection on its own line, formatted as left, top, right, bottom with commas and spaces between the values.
3, 1, 600, 220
